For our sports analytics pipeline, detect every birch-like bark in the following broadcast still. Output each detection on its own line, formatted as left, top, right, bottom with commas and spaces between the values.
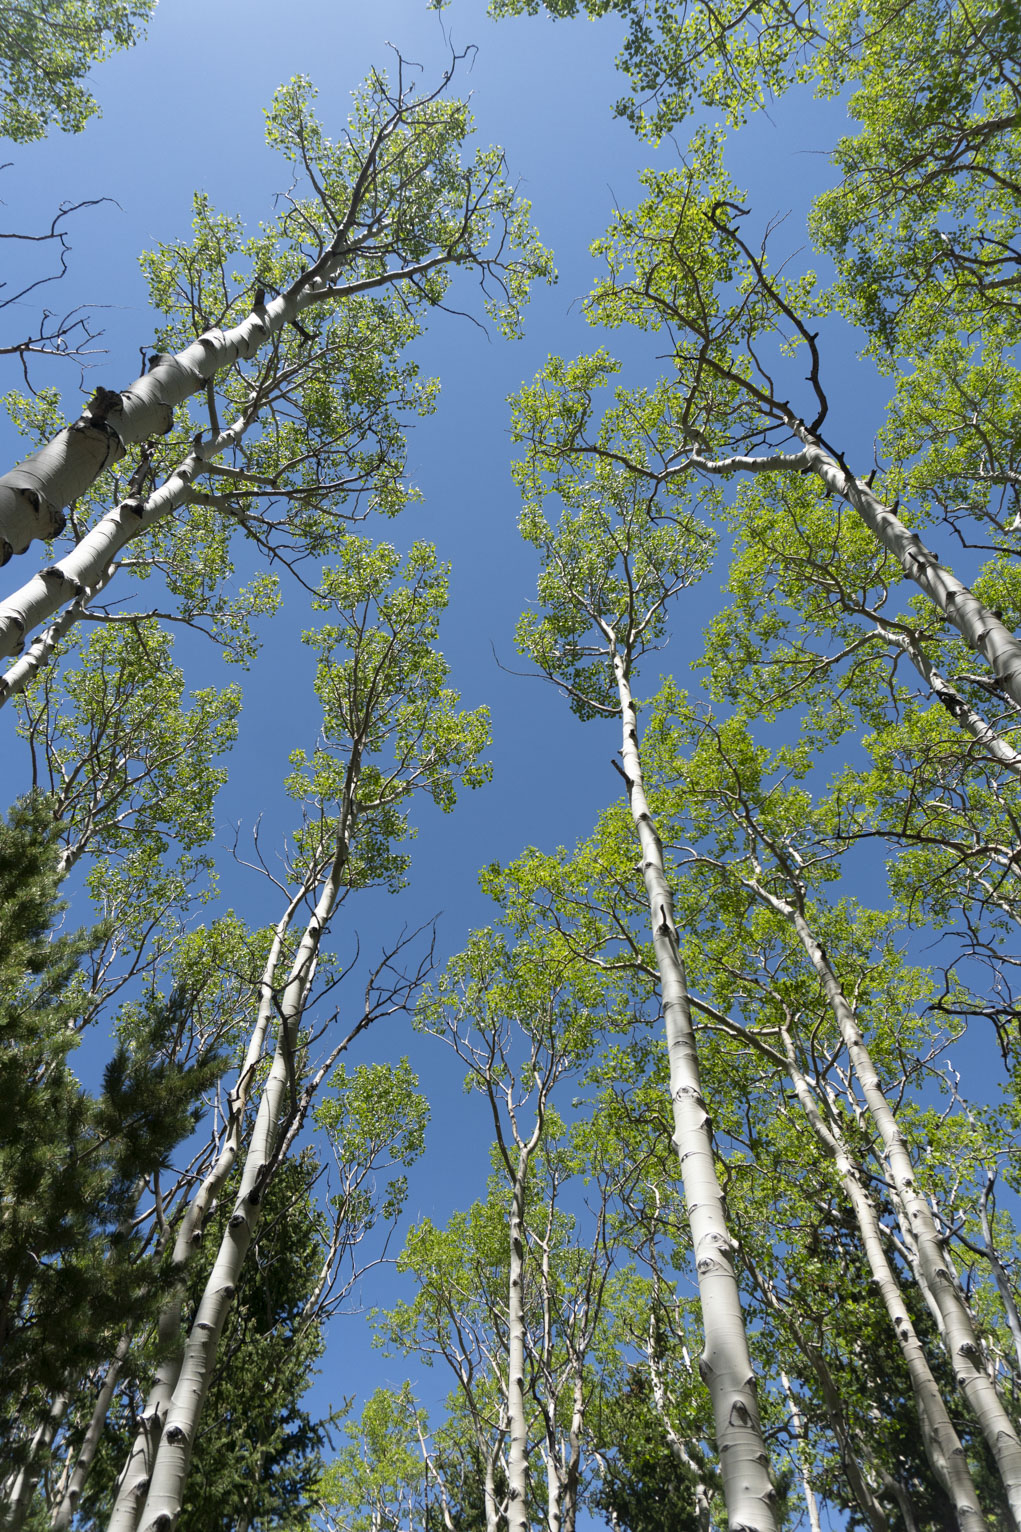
506, 1150, 533, 1532
779, 1372, 821, 1532
885, 626, 1021, 779
793, 430, 1021, 711
132, 829, 353, 1532
779, 1028, 987, 1530
677, 438, 1021, 713
107, 887, 307, 1532
747, 1256, 890, 1532
484, 1451, 500, 1532
612, 652, 777, 1532
0, 213, 451, 565
51, 1332, 132, 1531
1, 1394, 67, 1532
979, 1174, 1021, 1378
646, 1320, 713, 1532
0, 397, 256, 674
756, 878, 1021, 1523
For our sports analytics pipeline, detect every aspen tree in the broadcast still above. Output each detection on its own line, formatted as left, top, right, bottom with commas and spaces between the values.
505, 396, 778, 1530
99, 540, 490, 1532
649, 706, 1021, 1519
0, 60, 551, 675
414, 925, 636, 1532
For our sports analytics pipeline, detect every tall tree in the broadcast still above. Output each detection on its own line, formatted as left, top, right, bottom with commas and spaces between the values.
0, 793, 225, 1532
508, 384, 778, 1529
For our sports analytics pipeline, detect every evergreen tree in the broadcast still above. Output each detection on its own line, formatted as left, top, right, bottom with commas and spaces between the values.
0, 792, 225, 1518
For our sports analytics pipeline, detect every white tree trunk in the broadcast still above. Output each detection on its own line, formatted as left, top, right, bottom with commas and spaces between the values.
126, 831, 351, 1532
613, 656, 777, 1532
0, 1395, 66, 1532
779, 1029, 986, 1529
0, 216, 449, 567
779, 1372, 821, 1532
51, 1333, 132, 1531
106, 890, 306, 1532
793, 429, 1021, 710
764, 885, 1021, 1524
506, 1155, 532, 1532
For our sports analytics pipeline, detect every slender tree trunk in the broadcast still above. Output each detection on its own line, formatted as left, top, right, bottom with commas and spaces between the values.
746, 1257, 891, 1532
884, 627, 1021, 778
561, 1369, 584, 1532
979, 1173, 1021, 1378
779, 1029, 987, 1529
484, 1450, 500, 1532
0, 198, 449, 568
124, 817, 355, 1532
760, 879, 1021, 1524
793, 427, 1021, 709
612, 652, 777, 1532
506, 1153, 532, 1532
0, 1395, 66, 1532
0, 398, 254, 679
51, 1332, 132, 1531
779, 1371, 821, 1532
107, 888, 307, 1532
646, 1327, 713, 1532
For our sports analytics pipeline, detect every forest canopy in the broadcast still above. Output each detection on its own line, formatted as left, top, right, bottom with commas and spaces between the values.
1, 2, 1020, 1531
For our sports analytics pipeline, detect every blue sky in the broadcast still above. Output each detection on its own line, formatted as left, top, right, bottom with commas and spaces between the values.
0, 0, 905, 1466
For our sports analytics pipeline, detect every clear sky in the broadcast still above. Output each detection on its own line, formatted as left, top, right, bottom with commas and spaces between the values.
0, 0, 889, 1455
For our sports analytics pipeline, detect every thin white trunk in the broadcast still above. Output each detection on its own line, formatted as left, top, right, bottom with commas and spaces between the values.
884, 626, 1021, 777
484, 1451, 500, 1532
0, 397, 255, 676
107, 890, 305, 1532
1, 1395, 66, 1532
560, 1370, 584, 1532
678, 439, 1021, 710
506, 1155, 532, 1532
128, 830, 352, 1532
794, 430, 1021, 710
646, 1331, 713, 1532
779, 1029, 986, 1530
748, 1254, 890, 1532
51, 1332, 132, 1531
979, 1174, 1021, 1378
613, 654, 777, 1532
0, 193, 449, 566
765, 884, 1021, 1524
779, 1372, 821, 1532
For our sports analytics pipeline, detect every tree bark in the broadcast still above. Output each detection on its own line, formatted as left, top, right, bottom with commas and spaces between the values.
51, 1332, 132, 1531
794, 428, 1021, 711
125, 819, 354, 1532
757, 878, 1021, 1525
613, 653, 777, 1532
106, 888, 307, 1532
506, 1153, 532, 1532
779, 1028, 987, 1530
0, 1395, 66, 1532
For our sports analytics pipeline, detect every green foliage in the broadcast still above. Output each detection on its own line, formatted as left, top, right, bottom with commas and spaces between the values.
592, 1374, 709, 1532
0, 792, 225, 1468
80, 1154, 335, 1532
0, 0, 155, 140
287, 539, 491, 891
315, 1384, 429, 1532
